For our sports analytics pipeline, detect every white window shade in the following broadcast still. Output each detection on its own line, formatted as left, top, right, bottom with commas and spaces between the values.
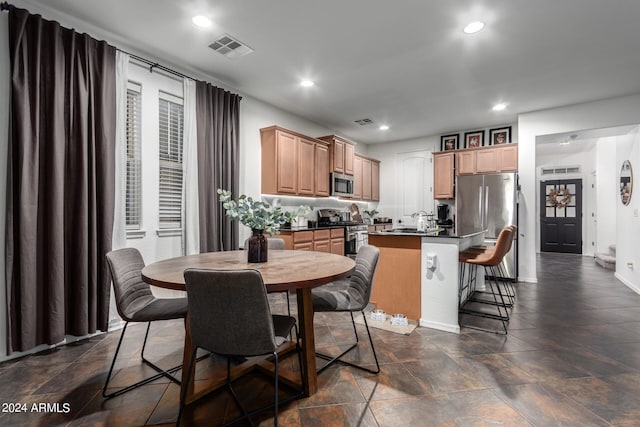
158, 93, 184, 230
125, 82, 142, 230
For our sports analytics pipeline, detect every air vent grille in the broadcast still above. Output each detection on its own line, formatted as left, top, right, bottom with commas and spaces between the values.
540, 166, 581, 176
354, 118, 374, 126
208, 33, 253, 59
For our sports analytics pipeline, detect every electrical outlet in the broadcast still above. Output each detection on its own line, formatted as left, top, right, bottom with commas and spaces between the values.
627, 262, 634, 270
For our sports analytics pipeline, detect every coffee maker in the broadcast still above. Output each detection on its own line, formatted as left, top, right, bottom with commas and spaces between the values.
437, 204, 452, 227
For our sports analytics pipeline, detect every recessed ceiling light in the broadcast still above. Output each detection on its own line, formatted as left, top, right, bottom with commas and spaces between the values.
379, 125, 389, 131
463, 21, 485, 34
300, 80, 314, 87
192, 15, 212, 28
492, 103, 507, 111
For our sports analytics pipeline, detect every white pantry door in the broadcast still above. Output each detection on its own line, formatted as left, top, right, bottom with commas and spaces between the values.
395, 150, 433, 227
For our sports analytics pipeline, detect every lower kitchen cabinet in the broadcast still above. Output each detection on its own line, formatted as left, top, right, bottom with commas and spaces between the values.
279, 228, 344, 255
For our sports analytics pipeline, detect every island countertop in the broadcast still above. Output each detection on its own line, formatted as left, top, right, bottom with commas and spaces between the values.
367, 228, 485, 239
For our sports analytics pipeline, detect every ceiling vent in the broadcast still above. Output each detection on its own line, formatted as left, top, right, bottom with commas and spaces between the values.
354, 118, 374, 126
208, 33, 253, 59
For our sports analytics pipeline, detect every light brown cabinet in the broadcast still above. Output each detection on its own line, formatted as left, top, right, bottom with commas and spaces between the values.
261, 126, 330, 197
371, 160, 380, 201
315, 143, 330, 196
368, 224, 392, 232
353, 155, 363, 199
353, 154, 380, 201
457, 144, 519, 175
279, 228, 344, 255
433, 152, 455, 199
318, 135, 355, 175
362, 157, 372, 200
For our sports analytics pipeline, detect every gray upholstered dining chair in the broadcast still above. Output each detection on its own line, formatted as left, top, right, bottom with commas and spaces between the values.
312, 244, 381, 374
103, 248, 187, 398
177, 268, 302, 427
244, 237, 293, 316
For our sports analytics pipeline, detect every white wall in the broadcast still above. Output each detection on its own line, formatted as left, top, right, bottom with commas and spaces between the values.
518, 94, 640, 284
595, 137, 618, 254
615, 130, 640, 292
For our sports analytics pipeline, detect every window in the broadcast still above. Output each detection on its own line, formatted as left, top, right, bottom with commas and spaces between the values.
125, 82, 142, 231
158, 92, 184, 230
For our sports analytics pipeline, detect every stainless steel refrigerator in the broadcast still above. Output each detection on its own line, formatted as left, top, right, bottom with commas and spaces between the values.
456, 173, 518, 280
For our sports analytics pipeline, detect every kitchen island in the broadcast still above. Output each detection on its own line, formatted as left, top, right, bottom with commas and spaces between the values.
368, 228, 485, 333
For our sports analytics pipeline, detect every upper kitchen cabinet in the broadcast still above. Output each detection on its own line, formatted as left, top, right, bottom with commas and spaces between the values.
315, 142, 330, 196
433, 152, 455, 199
261, 126, 330, 197
353, 154, 380, 201
318, 135, 355, 175
371, 159, 380, 201
465, 144, 519, 175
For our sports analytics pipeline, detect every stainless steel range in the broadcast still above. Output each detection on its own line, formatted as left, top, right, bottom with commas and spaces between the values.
317, 209, 368, 258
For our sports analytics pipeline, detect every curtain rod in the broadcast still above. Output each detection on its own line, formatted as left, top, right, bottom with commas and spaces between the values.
0, 1, 240, 93
0, 2, 198, 82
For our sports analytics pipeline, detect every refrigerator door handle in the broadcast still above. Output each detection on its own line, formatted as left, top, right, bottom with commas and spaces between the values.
478, 186, 483, 223
484, 185, 489, 229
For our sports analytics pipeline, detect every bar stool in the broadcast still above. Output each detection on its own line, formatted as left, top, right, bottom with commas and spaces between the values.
459, 226, 517, 306
458, 226, 515, 334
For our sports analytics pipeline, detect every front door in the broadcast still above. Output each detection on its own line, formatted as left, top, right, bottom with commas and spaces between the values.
540, 179, 582, 254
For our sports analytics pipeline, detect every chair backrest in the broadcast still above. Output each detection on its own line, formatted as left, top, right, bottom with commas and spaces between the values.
476, 226, 514, 267
243, 237, 286, 250
347, 245, 380, 310
183, 268, 278, 357
105, 248, 155, 322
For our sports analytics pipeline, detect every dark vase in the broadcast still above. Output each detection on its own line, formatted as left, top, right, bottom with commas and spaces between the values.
247, 228, 268, 263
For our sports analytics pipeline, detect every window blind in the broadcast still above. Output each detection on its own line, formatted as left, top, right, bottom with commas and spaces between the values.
158, 93, 184, 230
125, 82, 142, 230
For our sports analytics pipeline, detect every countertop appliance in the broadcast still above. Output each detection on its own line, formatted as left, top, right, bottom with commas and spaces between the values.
437, 204, 453, 227
456, 173, 518, 280
317, 209, 368, 258
330, 172, 354, 197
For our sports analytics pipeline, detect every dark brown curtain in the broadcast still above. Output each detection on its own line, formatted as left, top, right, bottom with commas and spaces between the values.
5, 7, 116, 352
195, 81, 241, 252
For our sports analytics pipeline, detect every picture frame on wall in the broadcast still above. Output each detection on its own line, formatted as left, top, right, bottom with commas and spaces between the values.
463, 130, 484, 148
489, 126, 512, 145
440, 134, 459, 151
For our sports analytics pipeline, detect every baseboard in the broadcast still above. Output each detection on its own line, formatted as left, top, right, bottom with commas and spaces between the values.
419, 319, 460, 334
517, 276, 538, 283
615, 272, 640, 295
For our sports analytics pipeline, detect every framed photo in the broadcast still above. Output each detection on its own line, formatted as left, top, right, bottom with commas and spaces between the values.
440, 134, 459, 151
489, 126, 512, 145
463, 130, 484, 149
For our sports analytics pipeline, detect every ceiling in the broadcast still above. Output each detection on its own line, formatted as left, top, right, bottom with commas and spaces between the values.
13, 0, 640, 144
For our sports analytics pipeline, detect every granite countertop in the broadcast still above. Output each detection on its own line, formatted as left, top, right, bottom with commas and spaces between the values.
279, 225, 346, 231
368, 228, 485, 239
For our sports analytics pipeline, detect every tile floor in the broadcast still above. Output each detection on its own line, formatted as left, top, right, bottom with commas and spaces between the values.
2, 253, 640, 426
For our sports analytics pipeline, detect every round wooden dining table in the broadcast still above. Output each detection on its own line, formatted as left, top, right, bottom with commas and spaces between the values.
141, 249, 355, 401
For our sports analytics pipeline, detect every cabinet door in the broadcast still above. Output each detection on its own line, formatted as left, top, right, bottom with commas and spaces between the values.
313, 239, 331, 253
330, 238, 344, 255
352, 155, 363, 199
276, 130, 298, 193
371, 160, 380, 201
315, 143, 330, 196
362, 158, 372, 200
433, 152, 455, 199
298, 137, 315, 195
293, 242, 313, 251
498, 144, 518, 171
476, 149, 498, 173
456, 151, 476, 175
333, 139, 345, 173
344, 143, 355, 175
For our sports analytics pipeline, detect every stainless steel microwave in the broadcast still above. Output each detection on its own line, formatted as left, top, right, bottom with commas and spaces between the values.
331, 172, 354, 197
